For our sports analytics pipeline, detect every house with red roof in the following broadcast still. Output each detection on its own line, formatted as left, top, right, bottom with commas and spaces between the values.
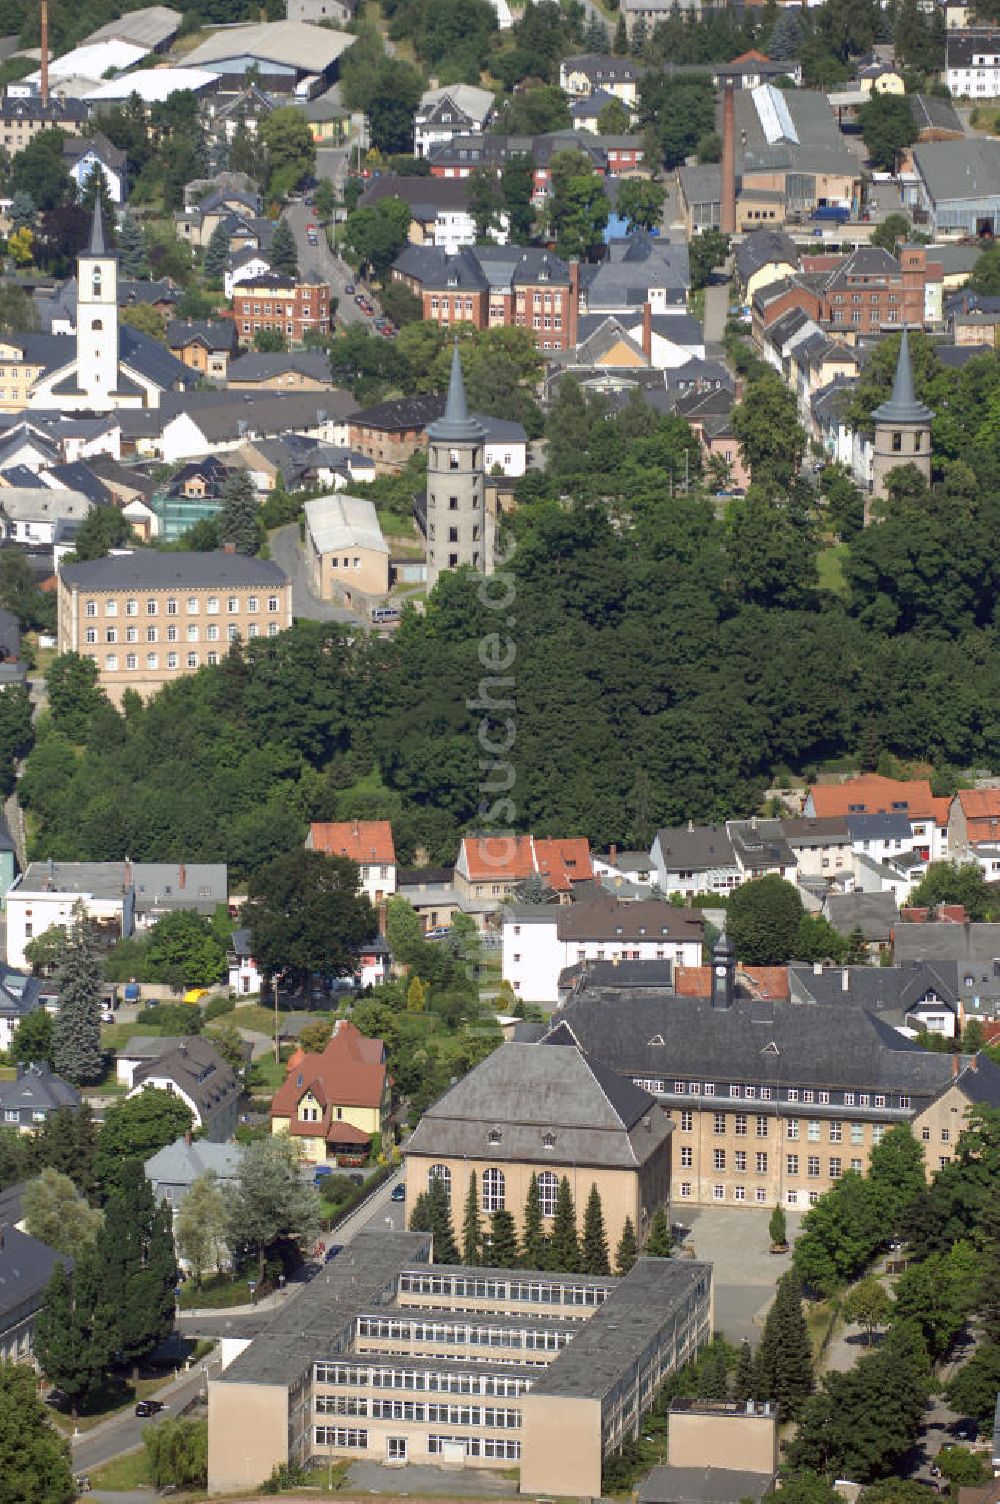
948, 789, 1000, 879
805, 775, 950, 861
269, 1019, 391, 1167
306, 820, 397, 904
453, 834, 593, 916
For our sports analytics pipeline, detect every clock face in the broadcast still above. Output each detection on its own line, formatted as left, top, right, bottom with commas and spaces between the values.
715, 964, 727, 977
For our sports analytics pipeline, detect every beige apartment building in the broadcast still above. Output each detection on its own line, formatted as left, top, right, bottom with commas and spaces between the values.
58, 550, 292, 704
207, 1226, 712, 1495
553, 941, 1000, 1210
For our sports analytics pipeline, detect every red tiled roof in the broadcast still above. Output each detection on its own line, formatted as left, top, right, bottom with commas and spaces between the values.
459, 834, 592, 889
809, 775, 940, 822
957, 790, 1000, 844
270, 1021, 386, 1123
309, 820, 396, 865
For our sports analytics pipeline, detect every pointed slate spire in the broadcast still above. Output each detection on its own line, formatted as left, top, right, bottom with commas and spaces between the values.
426, 338, 485, 443
88, 196, 106, 257
872, 328, 933, 425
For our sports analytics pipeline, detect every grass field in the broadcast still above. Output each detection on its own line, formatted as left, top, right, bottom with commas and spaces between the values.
178, 1272, 259, 1309
232, 1002, 320, 1036
88, 1449, 151, 1489
817, 543, 849, 598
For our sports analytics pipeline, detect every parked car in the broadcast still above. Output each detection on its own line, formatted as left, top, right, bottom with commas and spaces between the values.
135, 1400, 165, 1418
307, 232, 318, 246
390, 1183, 406, 1202
425, 926, 451, 941
345, 283, 355, 295
325, 1244, 344, 1263
313, 1165, 333, 1184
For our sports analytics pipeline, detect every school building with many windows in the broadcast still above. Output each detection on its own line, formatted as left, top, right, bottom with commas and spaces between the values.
58, 550, 292, 703
549, 938, 1000, 1210
206, 1227, 712, 1495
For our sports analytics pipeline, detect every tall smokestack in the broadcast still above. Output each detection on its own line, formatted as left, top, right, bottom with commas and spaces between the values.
40, 0, 49, 105
721, 79, 736, 236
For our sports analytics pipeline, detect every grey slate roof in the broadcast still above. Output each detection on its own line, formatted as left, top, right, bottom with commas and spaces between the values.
61, 550, 288, 591
405, 1040, 671, 1170
909, 93, 962, 135
132, 1036, 240, 1121
872, 329, 933, 425
824, 890, 899, 939
559, 959, 674, 991
145, 1134, 243, 1189
894, 921, 1000, 970
352, 394, 445, 433
42, 462, 111, 506
913, 139, 1000, 204
166, 319, 239, 353
556, 893, 703, 945
734, 228, 799, 285
546, 993, 978, 1105
0, 968, 43, 1026
0, 1226, 71, 1331
0, 1065, 81, 1116
226, 350, 332, 384
651, 825, 738, 873
846, 812, 913, 843
788, 959, 961, 1015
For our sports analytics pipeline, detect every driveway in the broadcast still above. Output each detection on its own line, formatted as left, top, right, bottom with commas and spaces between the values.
681, 1205, 802, 1345
268, 523, 365, 626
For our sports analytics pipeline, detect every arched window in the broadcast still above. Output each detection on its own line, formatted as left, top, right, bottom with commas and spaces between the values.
428, 1164, 451, 1203
92, 269, 102, 298
537, 1171, 558, 1219
482, 1167, 505, 1212
92, 318, 103, 331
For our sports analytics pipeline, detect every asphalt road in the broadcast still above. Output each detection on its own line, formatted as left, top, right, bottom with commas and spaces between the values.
71, 1360, 219, 1475
283, 197, 378, 329
268, 522, 364, 626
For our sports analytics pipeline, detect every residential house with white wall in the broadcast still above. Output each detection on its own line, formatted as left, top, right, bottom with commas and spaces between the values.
127, 1037, 240, 1141
502, 894, 704, 1004
806, 775, 949, 860
649, 824, 740, 899
306, 820, 397, 905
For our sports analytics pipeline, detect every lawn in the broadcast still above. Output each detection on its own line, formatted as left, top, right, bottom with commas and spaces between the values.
817, 542, 850, 599
49, 1372, 175, 1434
88, 1449, 151, 1490
248, 1053, 286, 1092
177, 1272, 261, 1309
232, 1002, 320, 1036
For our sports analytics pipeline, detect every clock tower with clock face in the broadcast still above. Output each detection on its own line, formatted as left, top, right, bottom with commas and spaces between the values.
711, 933, 736, 1011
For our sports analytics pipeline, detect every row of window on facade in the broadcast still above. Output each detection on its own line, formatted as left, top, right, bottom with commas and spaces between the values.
85, 622, 274, 644
637, 1079, 912, 1109
314, 1362, 530, 1394
427, 1164, 564, 1215
84, 594, 282, 617
316, 1396, 521, 1427
86, 646, 273, 671
355, 1315, 570, 1352
313, 1429, 519, 1460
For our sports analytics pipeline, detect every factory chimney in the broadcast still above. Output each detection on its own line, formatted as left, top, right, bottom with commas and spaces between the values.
721, 78, 736, 236
40, 0, 49, 105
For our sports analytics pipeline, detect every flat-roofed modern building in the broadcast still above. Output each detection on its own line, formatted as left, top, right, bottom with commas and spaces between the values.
58, 550, 292, 703
206, 1227, 712, 1494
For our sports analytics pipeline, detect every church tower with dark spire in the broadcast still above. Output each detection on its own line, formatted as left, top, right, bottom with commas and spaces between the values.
76, 198, 120, 408
871, 328, 933, 503
424, 341, 486, 589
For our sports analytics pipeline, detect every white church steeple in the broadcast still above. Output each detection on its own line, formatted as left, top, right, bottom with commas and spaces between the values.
76, 198, 119, 406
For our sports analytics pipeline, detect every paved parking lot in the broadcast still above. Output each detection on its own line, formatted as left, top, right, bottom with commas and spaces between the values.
679, 1205, 802, 1346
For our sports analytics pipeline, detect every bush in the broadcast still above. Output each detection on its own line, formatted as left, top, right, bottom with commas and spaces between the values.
143, 1418, 208, 1487
142, 1002, 204, 1034
204, 995, 236, 1022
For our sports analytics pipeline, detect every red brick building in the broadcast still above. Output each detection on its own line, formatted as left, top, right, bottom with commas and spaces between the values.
392, 245, 579, 352
752, 245, 942, 344
231, 273, 330, 345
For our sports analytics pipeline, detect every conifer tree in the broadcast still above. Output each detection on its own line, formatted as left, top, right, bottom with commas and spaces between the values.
645, 1206, 673, 1257
96, 1160, 177, 1372
219, 468, 260, 556
116, 211, 147, 277
489, 1208, 518, 1267
427, 1175, 458, 1264
616, 1216, 638, 1276
754, 1272, 813, 1419
461, 1172, 481, 1266
548, 1176, 579, 1272
581, 1184, 611, 1275
977, 1191, 1000, 1345
409, 1191, 432, 1232
733, 1339, 755, 1403
34, 1257, 116, 1422
269, 216, 299, 278
51, 917, 103, 1085
521, 1173, 546, 1269
699, 1338, 730, 1400
203, 220, 231, 284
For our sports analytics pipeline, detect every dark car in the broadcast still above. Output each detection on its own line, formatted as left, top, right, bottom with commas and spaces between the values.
325, 1243, 344, 1263
345, 283, 355, 295
135, 1399, 165, 1418
390, 1183, 406, 1202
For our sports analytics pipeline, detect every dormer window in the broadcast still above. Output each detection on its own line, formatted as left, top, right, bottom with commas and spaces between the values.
542, 1132, 555, 1148
488, 1127, 502, 1145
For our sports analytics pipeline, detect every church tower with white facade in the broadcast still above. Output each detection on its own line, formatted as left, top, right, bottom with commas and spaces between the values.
76, 199, 120, 407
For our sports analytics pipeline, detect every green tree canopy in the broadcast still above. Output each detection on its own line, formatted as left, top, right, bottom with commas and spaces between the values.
0, 1360, 74, 1502
243, 849, 376, 991
726, 876, 804, 965
94, 1089, 194, 1197
22, 1168, 102, 1257
225, 1135, 322, 1279
50, 918, 103, 1086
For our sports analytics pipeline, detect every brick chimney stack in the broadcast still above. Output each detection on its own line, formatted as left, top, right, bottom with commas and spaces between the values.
721, 79, 737, 236
642, 300, 652, 361
40, 0, 49, 106
567, 260, 580, 349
